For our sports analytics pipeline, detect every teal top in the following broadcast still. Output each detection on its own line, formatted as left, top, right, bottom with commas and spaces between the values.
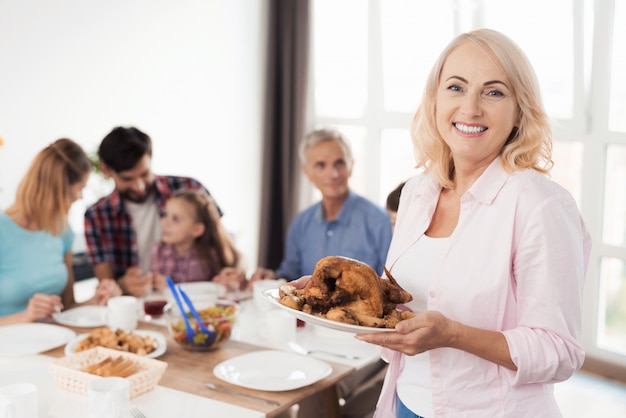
0, 212, 73, 316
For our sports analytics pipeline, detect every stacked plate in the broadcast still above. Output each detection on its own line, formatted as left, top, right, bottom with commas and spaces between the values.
0, 323, 76, 356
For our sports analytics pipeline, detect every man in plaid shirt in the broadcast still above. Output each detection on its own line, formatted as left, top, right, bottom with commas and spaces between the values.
84, 126, 215, 296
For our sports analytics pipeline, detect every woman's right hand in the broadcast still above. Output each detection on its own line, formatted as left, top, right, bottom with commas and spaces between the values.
355, 310, 517, 370
25, 293, 62, 322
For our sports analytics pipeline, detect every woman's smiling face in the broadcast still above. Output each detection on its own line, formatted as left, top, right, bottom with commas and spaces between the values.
435, 41, 520, 168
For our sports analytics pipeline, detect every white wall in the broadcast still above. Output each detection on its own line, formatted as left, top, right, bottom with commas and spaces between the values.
0, 0, 267, 270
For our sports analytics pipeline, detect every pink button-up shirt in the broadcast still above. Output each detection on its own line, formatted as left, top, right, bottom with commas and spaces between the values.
375, 158, 591, 418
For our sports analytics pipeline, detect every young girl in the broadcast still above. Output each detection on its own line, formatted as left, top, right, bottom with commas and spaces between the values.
0, 138, 120, 325
150, 189, 246, 290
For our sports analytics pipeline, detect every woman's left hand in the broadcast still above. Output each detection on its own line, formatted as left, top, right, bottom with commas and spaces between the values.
94, 278, 122, 305
355, 311, 457, 356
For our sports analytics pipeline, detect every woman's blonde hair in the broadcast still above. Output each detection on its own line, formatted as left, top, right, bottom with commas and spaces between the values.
411, 28, 553, 188
170, 189, 240, 269
11, 138, 91, 235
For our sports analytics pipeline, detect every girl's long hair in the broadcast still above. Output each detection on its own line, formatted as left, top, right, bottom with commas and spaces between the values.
9, 138, 91, 235
170, 189, 240, 269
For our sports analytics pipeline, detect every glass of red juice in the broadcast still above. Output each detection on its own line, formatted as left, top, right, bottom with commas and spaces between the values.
143, 291, 168, 320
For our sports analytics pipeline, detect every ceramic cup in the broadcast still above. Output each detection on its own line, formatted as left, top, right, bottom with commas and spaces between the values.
0, 383, 38, 418
105, 296, 138, 332
253, 279, 286, 312
256, 310, 296, 349
87, 377, 130, 418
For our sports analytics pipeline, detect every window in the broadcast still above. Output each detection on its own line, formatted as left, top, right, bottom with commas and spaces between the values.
609, 1, 626, 132
600, 144, 626, 356
603, 145, 626, 247
379, 129, 420, 204
599, 257, 626, 355
481, 0, 576, 120
312, 0, 367, 118
311, 0, 626, 369
380, 1, 455, 113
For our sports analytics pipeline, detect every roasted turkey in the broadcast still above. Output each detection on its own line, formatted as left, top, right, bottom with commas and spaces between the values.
279, 256, 414, 328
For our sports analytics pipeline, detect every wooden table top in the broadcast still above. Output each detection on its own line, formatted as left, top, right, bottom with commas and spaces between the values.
44, 321, 355, 417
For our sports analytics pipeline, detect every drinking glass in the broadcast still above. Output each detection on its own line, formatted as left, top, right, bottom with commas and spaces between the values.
142, 289, 168, 321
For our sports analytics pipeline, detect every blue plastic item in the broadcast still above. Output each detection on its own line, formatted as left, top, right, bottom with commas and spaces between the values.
166, 276, 195, 344
179, 287, 216, 345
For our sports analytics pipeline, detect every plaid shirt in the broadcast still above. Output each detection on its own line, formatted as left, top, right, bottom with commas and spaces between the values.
84, 175, 210, 279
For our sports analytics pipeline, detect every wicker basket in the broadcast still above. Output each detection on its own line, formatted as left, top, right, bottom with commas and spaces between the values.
48, 347, 167, 398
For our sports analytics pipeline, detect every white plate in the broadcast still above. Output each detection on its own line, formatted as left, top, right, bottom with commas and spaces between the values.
213, 350, 332, 391
165, 281, 227, 308
263, 288, 396, 334
178, 281, 226, 296
0, 323, 76, 357
53, 305, 107, 328
64, 329, 167, 358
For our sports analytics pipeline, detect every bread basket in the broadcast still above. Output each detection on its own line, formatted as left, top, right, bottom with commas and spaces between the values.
48, 346, 167, 398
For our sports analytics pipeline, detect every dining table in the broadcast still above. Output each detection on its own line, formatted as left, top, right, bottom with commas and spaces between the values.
0, 291, 383, 418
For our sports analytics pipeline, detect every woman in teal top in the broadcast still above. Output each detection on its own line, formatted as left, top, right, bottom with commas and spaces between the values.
0, 138, 120, 325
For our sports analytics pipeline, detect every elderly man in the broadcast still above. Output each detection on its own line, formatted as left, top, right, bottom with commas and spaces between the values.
252, 127, 391, 418
252, 127, 392, 282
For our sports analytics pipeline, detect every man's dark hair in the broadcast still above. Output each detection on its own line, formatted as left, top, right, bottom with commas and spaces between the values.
386, 181, 406, 212
98, 126, 152, 172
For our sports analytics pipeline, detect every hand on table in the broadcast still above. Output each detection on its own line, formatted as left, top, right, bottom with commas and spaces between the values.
213, 266, 247, 290
246, 267, 277, 289
94, 278, 122, 305
25, 293, 62, 322
118, 267, 152, 297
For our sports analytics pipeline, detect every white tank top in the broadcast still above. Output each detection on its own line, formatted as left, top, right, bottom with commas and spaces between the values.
393, 234, 449, 418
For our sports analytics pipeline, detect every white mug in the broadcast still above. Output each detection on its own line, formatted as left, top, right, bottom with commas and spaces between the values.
253, 279, 286, 312
0, 383, 38, 418
88, 377, 130, 418
105, 296, 138, 332
256, 310, 296, 349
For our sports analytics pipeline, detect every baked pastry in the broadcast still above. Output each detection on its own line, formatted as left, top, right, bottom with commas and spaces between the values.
82, 356, 138, 377
74, 327, 157, 356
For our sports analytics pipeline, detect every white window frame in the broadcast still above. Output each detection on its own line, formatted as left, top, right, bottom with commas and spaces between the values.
309, 0, 626, 370
580, 0, 626, 366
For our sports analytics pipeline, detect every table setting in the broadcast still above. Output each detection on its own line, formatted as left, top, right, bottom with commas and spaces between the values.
0, 278, 380, 417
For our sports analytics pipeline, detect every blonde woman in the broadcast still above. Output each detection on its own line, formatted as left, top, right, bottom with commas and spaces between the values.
0, 138, 120, 325
351, 29, 591, 417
